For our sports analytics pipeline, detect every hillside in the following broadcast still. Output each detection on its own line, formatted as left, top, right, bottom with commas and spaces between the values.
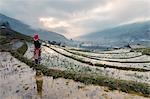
0, 25, 33, 51
77, 21, 150, 46
0, 13, 68, 42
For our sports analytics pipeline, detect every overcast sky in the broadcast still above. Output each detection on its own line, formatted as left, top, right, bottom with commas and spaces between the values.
0, 0, 150, 38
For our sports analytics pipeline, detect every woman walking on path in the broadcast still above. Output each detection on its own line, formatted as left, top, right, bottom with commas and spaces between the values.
34, 34, 41, 64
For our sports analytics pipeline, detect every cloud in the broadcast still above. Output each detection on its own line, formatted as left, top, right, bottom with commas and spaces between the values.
0, 0, 149, 38
39, 17, 70, 28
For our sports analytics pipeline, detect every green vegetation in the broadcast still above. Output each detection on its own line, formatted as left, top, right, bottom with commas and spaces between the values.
131, 48, 150, 56
0, 30, 33, 42
0, 35, 11, 44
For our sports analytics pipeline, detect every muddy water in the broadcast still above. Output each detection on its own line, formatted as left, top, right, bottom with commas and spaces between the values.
0, 52, 37, 99
0, 52, 148, 99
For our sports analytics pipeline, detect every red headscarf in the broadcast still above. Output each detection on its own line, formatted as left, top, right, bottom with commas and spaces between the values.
34, 34, 39, 41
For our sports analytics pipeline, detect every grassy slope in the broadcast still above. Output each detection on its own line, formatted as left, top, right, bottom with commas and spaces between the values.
131, 48, 150, 56
0, 28, 33, 51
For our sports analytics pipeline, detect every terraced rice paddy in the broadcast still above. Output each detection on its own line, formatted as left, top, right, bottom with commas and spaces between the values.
1, 52, 149, 99
24, 44, 150, 84
51, 46, 150, 71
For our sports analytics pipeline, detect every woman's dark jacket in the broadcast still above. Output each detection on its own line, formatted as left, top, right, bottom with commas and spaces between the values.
34, 40, 41, 49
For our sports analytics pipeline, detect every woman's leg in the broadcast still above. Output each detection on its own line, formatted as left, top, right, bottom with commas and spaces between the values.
35, 59, 38, 64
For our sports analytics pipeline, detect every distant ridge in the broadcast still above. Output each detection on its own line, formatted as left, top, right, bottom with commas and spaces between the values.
77, 21, 150, 46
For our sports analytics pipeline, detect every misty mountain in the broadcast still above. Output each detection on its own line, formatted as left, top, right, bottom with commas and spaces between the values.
77, 21, 150, 46
0, 13, 68, 42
